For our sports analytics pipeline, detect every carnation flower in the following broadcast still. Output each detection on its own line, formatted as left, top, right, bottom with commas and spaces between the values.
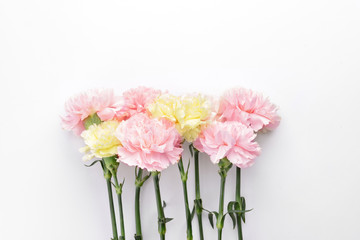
148, 93, 213, 142
115, 113, 183, 172
193, 121, 260, 168
80, 121, 121, 161
217, 88, 280, 132
61, 89, 123, 135
118, 86, 161, 120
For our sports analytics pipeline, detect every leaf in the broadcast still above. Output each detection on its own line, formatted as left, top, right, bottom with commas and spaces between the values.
191, 205, 196, 220
229, 209, 253, 214
227, 201, 238, 229
84, 160, 101, 168
164, 218, 173, 223
219, 214, 226, 229
208, 212, 214, 229
186, 159, 191, 175
212, 211, 219, 219
241, 197, 246, 223
163, 201, 167, 208
229, 212, 236, 229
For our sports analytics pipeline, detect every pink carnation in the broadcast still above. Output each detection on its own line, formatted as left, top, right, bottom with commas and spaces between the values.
118, 86, 161, 120
61, 89, 123, 135
193, 121, 260, 168
217, 88, 280, 131
116, 113, 183, 172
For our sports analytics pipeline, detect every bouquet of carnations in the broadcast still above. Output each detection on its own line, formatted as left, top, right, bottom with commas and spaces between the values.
61, 87, 280, 240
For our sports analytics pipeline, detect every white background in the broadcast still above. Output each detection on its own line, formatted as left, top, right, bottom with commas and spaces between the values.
1, 0, 360, 239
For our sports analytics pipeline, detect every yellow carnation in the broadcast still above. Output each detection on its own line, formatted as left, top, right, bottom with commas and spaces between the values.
80, 121, 121, 161
148, 94, 212, 142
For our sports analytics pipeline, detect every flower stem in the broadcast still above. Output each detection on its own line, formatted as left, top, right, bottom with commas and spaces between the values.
194, 149, 204, 240
106, 177, 119, 240
135, 168, 144, 240
217, 158, 232, 240
217, 173, 226, 240
135, 186, 142, 239
153, 171, 166, 240
235, 167, 243, 240
178, 158, 193, 240
113, 175, 126, 240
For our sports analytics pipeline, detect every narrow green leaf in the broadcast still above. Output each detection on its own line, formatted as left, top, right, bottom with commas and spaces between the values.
208, 212, 214, 229
84, 160, 101, 167
228, 212, 236, 229
164, 217, 173, 223
163, 201, 167, 208
194, 199, 202, 209
219, 214, 226, 228
241, 197, 246, 223
229, 209, 253, 214
212, 211, 219, 219
191, 205, 196, 220
227, 201, 237, 229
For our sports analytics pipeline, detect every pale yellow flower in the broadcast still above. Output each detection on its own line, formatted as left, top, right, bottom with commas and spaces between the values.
148, 94, 212, 142
79, 121, 121, 161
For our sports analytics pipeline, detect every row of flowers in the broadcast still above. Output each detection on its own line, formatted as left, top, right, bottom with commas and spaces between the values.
61, 87, 280, 240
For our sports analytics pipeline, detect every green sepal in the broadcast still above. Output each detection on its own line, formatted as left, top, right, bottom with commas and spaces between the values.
135, 167, 151, 187
84, 113, 102, 129
189, 144, 194, 157
103, 156, 119, 175
218, 158, 232, 177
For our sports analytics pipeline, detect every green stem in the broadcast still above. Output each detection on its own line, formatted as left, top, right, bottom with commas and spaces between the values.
236, 167, 243, 240
106, 178, 119, 240
113, 175, 126, 240
153, 172, 166, 240
217, 174, 226, 240
135, 169, 143, 240
194, 150, 204, 240
178, 158, 193, 240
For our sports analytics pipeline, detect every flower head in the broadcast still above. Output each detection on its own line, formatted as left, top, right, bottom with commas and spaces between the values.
148, 93, 213, 142
118, 86, 161, 120
193, 121, 260, 168
116, 113, 183, 172
61, 89, 123, 135
217, 88, 280, 132
80, 121, 121, 161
